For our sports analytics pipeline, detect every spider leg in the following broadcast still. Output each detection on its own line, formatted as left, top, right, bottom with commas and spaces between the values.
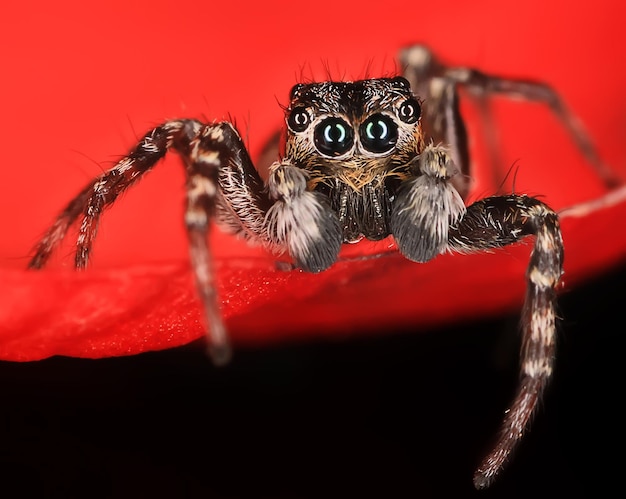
28, 119, 273, 364
181, 122, 273, 363
400, 47, 473, 198
453, 68, 620, 187
447, 195, 564, 489
400, 44, 620, 190
182, 125, 233, 363
28, 120, 202, 269
421, 80, 473, 198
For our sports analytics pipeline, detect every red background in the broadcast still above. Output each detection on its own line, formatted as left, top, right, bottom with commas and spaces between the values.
0, 1, 625, 497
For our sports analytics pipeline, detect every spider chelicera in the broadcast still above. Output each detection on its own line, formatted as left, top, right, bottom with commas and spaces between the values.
31, 44, 617, 488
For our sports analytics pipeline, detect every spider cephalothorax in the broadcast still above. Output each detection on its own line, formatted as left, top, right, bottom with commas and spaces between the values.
270, 76, 465, 266
29, 47, 591, 488
282, 77, 428, 244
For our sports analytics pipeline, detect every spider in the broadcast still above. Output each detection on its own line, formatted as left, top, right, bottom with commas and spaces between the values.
28, 45, 582, 489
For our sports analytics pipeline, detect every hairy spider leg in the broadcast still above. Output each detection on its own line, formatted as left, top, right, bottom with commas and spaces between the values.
400, 45, 620, 192
182, 121, 274, 363
28, 119, 273, 364
446, 194, 564, 489
27, 122, 181, 269
389, 139, 563, 487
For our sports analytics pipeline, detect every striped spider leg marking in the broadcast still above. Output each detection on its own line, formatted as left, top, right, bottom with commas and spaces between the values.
400, 44, 620, 196
28, 119, 274, 364
29, 77, 563, 487
447, 196, 563, 488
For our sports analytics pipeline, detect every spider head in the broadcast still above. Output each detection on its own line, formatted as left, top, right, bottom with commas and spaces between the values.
283, 77, 424, 191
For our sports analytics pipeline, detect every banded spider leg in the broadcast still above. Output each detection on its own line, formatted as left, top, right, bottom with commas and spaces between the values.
400, 44, 620, 197
28, 119, 273, 364
391, 139, 564, 488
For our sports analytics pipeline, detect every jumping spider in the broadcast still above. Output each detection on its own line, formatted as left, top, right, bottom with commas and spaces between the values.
33, 44, 612, 489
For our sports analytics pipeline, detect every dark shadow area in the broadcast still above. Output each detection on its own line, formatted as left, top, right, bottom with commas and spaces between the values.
1, 263, 623, 498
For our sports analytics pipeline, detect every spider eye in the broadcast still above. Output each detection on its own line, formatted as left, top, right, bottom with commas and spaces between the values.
314, 117, 354, 156
391, 76, 411, 90
398, 98, 421, 124
359, 114, 398, 153
287, 107, 311, 132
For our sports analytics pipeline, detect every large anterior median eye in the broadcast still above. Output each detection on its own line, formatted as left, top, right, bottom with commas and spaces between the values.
359, 114, 398, 153
314, 117, 354, 156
